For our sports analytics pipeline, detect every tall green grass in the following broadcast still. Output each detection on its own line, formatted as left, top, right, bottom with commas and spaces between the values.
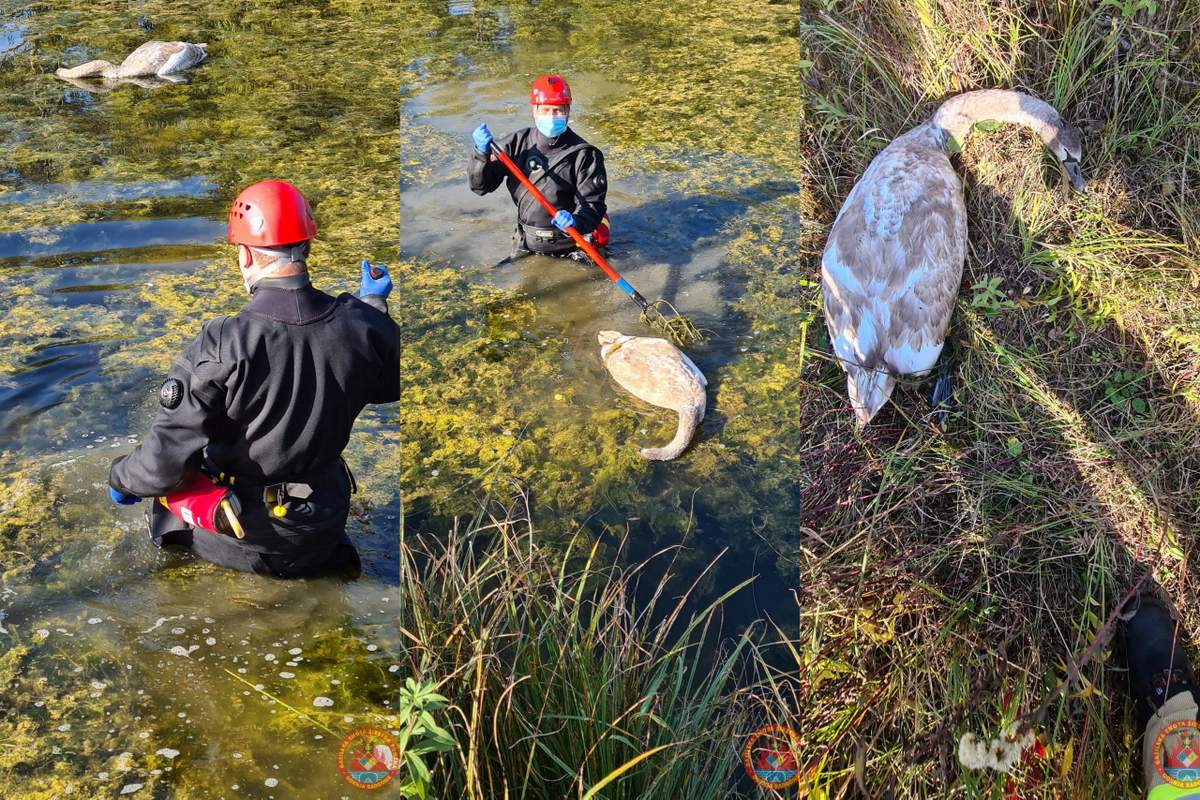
397, 493, 767, 799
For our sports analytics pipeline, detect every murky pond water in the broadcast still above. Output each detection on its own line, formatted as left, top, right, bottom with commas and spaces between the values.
2, 0, 805, 794
400, 2, 805, 630
1, 2, 400, 796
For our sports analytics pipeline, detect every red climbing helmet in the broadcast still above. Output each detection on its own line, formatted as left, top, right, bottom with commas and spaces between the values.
530, 74, 571, 106
227, 180, 317, 247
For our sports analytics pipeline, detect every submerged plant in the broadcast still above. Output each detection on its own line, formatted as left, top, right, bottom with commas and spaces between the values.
640, 298, 706, 347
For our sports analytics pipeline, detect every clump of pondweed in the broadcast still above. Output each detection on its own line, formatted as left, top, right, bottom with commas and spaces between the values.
640, 298, 706, 347
397, 490, 760, 800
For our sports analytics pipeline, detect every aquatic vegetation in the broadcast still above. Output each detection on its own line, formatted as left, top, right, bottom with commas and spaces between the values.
639, 298, 705, 347
1, 1, 403, 795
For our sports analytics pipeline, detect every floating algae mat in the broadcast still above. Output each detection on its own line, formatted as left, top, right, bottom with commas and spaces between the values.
398, 1, 807, 624
0, 1, 402, 795
640, 298, 705, 348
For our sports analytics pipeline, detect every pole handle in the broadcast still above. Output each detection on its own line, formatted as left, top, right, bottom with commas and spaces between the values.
489, 142, 627, 286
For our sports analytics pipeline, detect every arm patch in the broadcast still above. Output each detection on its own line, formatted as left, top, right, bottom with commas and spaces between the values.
159, 378, 184, 409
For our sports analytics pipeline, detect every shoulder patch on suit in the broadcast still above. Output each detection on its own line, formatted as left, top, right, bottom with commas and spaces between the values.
159, 378, 183, 409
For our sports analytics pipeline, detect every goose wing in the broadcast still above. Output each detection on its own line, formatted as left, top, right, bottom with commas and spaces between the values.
606, 338, 705, 412
821, 129, 966, 379
678, 350, 707, 388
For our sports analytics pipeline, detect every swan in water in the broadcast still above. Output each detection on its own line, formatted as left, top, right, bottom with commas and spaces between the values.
821, 89, 1084, 427
598, 331, 707, 461
55, 41, 206, 81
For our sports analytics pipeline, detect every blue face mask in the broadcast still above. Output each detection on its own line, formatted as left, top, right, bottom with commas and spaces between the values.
536, 114, 567, 138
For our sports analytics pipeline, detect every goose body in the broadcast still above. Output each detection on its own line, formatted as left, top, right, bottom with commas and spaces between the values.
56, 41, 207, 81
821, 90, 1083, 426
598, 331, 707, 461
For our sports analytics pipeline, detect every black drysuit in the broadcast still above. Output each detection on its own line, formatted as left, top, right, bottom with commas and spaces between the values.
109, 275, 399, 578
468, 125, 607, 256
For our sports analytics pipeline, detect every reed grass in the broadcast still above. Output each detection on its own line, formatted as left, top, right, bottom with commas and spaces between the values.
397, 490, 765, 799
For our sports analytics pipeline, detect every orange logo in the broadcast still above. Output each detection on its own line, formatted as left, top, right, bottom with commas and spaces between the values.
336, 726, 400, 790
741, 724, 802, 789
1153, 720, 1200, 788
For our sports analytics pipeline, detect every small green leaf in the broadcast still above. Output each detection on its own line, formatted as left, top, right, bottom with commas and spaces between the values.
1006, 437, 1023, 457
407, 751, 432, 784
1132, 397, 1148, 413
974, 119, 1003, 132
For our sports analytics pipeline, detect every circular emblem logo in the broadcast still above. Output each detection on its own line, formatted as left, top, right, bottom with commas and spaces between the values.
741, 724, 802, 789
336, 726, 400, 790
1154, 719, 1200, 788
158, 378, 183, 409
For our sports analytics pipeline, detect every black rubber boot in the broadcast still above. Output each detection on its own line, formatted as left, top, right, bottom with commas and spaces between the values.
1123, 592, 1196, 730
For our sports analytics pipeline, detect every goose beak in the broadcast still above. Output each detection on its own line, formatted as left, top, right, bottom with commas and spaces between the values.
1062, 158, 1085, 192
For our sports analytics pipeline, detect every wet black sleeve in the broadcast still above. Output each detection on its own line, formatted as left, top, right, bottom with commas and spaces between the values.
109, 319, 234, 497
468, 134, 513, 196
368, 312, 400, 405
359, 294, 388, 315
371, 325, 400, 405
569, 147, 607, 235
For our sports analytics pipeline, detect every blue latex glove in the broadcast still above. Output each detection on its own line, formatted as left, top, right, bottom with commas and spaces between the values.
472, 123, 494, 154
360, 259, 392, 299
552, 210, 575, 232
109, 486, 141, 505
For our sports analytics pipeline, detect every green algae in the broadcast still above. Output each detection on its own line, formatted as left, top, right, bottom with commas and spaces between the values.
1, 1, 406, 795
397, 2, 810, 602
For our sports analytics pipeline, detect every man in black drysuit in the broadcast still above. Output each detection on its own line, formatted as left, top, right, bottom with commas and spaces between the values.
106, 180, 399, 579
469, 73, 608, 260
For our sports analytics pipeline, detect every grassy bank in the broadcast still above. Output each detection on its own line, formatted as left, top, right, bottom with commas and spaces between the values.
773, 1, 1200, 795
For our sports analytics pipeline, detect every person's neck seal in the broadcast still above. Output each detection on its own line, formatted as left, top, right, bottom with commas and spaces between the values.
249, 271, 311, 294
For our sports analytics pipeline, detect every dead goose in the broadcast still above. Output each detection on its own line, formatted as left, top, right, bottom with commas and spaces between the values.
55, 41, 206, 81
598, 331, 706, 461
821, 89, 1084, 427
